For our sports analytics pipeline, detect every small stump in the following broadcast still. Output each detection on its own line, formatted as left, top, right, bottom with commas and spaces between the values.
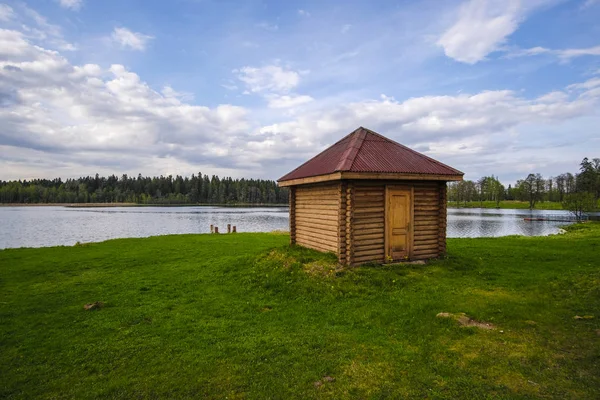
84, 301, 104, 311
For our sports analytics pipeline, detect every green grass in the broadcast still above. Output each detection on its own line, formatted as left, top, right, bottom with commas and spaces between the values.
449, 200, 567, 210
1, 226, 600, 399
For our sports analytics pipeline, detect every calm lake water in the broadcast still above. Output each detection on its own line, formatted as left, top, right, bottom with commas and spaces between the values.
0, 206, 581, 249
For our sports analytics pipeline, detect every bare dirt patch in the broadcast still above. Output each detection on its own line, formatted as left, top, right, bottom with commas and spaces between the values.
437, 312, 496, 330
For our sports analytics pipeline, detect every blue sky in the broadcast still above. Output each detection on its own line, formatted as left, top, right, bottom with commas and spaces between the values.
0, 0, 599, 184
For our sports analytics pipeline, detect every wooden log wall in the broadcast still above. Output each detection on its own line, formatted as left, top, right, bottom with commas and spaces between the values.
345, 183, 355, 265
412, 181, 442, 260
438, 182, 447, 256
351, 183, 385, 264
338, 182, 348, 264
348, 180, 444, 264
289, 187, 296, 245
294, 183, 340, 253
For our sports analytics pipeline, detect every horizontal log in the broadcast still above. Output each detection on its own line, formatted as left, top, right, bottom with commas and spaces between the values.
412, 248, 439, 256
414, 212, 439, 219
296, 226, 338, 237
354, 248, 385, 257
297, 191, 339, 198
354, 207, 384, 214
415, 217, 440, 226
295, 198, 339, 205
352, 227, 384, 236
354, 191, 384, 197
414, 234, 439, 241
294, 214, 339, 226
354, 244, 384, 253
296, 221, 338, 233
414, 202, 440, 211
354, 233, 384, 242
353, 222, 384, 229
297, 240, 337, 254
414, 239, 439, 246
296, 210, 339, 219
354, 199, 384, 206
354, 236, 385, 245
353, 223, 385, 231
296, 233, 338, 248
296, 221, 339, 231
295, 203, 339, 211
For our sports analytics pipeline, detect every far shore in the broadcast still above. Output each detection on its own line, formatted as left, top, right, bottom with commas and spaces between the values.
0, 203, 289, 208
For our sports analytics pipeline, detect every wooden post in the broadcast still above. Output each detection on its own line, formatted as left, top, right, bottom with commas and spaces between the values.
232, 226, 237, 233
338, 181, 348, 265
289, 187, 296, 245
345, 182, 354, 266
438, 182, 447, 257
227, 224, 231, 234
210, 224, 214, 233
214, 226, 219, 234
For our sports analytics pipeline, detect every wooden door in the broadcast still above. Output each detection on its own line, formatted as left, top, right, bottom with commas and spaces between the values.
386, 188, 412, 261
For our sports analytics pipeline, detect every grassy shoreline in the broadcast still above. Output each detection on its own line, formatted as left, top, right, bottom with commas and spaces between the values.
0, 202, 288, 208
448, 200, 566, 210
1, 225, 599, 398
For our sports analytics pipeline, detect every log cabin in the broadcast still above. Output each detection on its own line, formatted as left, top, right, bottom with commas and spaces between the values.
278, 127, 464, 266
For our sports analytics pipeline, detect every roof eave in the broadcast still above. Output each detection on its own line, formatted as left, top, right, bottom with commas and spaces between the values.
278, 171, 463, 187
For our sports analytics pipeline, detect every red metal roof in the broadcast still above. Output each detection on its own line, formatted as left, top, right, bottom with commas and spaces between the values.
278, 127, 463, 182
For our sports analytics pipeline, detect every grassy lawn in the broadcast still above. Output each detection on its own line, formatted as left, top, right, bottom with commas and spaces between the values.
448, 200, 567, 210
1, 226, 599, 399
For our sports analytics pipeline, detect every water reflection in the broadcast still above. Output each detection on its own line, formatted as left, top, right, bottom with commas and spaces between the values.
0, 206, 588, 249
446, 208, 575, 238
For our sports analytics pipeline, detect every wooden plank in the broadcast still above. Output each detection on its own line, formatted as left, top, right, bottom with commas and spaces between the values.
414, 235, 439, 241
295, 204, 339, 211
354, 206, 384, 214
296, 221, 339, 231
354, 248, 385, 257
414, 240, 438, 251
296, 217, 339, 227
354, 240, 384, 249
289, 187, 296, 245
352, 227, 384, 235
296, 212, 338, 221
296, 231, 338, 245
296, 233, 338, 248
354, 233, 384, 241
353, 254, 385, 264
296, 208, 339, 216
297, 240, 337, 254
346, 183, 354, 265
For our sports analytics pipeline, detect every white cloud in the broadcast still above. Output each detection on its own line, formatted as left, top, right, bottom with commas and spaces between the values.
235, 65, 300, 93
298, 9, 310, 17
255, 22, 278, 32
111, 27, 154, 51
0, 28, 251, 178
506, 45, 600, 61
57, 0, 83, 10
557, 45, 600, 59
254, 82, 600, 180
437, 0, 553, 64
266, 94, 314, 109
0, 4, 14, 21
581, 0, 599, 8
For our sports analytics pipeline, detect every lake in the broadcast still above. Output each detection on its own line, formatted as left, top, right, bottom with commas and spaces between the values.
0, 206, 580, 249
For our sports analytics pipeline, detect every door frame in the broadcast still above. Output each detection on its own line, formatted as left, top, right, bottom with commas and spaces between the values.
384, 185, 414, 262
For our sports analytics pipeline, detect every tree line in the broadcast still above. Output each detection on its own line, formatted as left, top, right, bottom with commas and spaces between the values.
449, 157, 600, 211
0, 173, 289, 205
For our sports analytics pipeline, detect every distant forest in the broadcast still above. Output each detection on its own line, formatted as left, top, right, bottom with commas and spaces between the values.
2, 157, 598, 207
448, 157, 600, 208
0, 173, 289, 205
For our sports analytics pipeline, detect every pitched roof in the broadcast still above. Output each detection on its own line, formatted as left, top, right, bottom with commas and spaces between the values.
278, 127, 463, 182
